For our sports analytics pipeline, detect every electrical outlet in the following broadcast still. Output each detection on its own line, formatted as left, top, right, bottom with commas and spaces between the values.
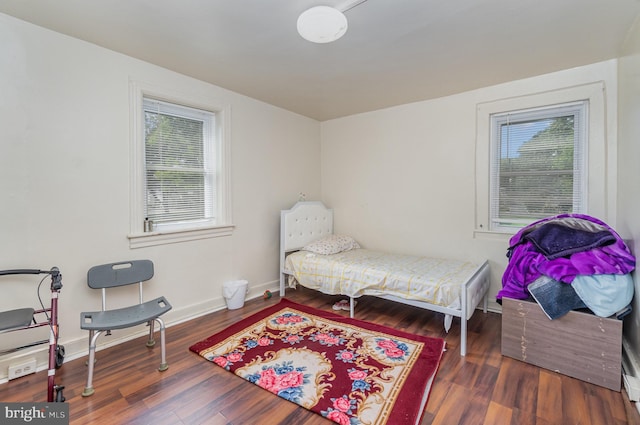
8, 358, 37, 380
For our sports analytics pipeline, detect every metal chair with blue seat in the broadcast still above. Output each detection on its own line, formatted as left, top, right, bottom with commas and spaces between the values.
80, 259, 172, 397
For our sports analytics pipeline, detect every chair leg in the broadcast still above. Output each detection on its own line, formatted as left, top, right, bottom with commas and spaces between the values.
146, 320, 156, 347
82, 330, 103, 397
155, 317, 168, 372
83, 329, 94, 368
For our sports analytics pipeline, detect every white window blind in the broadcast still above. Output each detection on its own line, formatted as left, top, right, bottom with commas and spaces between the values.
143, 98, 216, 229
490, 101, 587, 230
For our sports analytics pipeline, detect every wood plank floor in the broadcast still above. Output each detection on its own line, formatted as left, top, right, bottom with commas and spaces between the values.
1, 286, 638, 424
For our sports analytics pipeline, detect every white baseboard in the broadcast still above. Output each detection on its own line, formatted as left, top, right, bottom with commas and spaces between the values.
0, 279, 280, 384
623, 337, 640, 401
623, 373, 640, 401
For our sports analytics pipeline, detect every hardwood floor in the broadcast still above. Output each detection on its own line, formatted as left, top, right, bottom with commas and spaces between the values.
1, 286, 638, 424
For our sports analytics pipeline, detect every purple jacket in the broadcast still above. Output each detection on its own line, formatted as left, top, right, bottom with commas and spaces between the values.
498, 214, 636, 300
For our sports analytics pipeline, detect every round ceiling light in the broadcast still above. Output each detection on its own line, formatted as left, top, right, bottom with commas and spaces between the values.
297, 6, 348, 44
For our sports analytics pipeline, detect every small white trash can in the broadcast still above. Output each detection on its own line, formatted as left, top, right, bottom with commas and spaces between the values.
223, 280, 249, 310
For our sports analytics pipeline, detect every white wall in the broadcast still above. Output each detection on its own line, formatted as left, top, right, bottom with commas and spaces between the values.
0, 13, 321, 378
618, 16, 640, 389
320, 60, 619, 313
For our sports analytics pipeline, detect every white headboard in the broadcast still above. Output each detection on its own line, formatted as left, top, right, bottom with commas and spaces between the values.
280, 201, 333, 252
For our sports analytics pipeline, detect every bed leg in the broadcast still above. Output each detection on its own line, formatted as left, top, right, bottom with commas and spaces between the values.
483, 293, 488, 313
460, 316, 467, 356
279, 274, 285, 297
444, 315, 453, 332
349, 297, 355, 319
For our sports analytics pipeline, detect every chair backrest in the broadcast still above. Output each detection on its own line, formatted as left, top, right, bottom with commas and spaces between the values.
87, 260, 154, 312
87, 260, 154, 289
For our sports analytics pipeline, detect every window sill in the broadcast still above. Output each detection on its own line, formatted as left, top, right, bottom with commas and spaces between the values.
473, 229, 515, 241
128, 224, 235, 249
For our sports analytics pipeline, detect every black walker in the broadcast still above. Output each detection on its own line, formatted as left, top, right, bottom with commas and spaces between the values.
0, 267, 65, 402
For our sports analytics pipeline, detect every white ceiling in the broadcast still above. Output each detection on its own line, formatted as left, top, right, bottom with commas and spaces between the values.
1, 0, 639, 121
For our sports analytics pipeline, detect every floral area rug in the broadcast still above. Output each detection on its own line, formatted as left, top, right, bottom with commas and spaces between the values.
189, 298, 445, 425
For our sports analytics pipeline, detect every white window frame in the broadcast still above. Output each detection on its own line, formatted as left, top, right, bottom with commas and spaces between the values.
475, 82, 606, 236
489, 101, 588, 232
128, 80, 233, 248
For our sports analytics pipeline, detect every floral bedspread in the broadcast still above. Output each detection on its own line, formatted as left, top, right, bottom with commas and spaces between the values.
285, 248, 483, 308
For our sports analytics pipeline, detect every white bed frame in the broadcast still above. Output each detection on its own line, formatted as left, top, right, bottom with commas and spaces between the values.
279, 201, 490, 356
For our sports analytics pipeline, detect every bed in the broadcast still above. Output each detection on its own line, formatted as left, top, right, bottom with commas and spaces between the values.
279, 201, 490, 356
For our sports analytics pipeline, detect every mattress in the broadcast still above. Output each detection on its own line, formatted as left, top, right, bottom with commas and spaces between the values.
284, 248, 483, 309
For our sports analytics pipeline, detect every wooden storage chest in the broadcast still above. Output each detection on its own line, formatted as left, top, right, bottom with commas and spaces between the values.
501, 297, 622, 391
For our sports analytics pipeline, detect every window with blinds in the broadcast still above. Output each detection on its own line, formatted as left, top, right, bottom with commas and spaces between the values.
489, 101, 587, 231
143, 97, 216, 230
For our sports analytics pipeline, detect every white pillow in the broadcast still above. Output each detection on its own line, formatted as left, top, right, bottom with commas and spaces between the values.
303, 235, 360, 255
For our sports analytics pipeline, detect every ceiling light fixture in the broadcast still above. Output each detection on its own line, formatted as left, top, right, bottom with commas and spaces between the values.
296, 1, 369, 44
297, 6, 348, 44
